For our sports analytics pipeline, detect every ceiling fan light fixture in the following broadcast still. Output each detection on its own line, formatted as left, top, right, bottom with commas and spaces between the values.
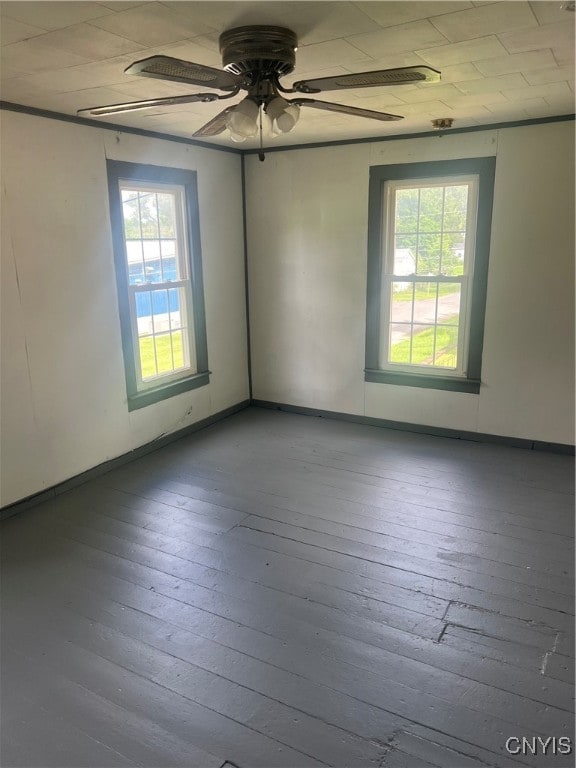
265, 95, 289, 120
226, 97, 259, 137
228, 130, 247, 143
276, 103, 300, 133
266, 96, 300, 134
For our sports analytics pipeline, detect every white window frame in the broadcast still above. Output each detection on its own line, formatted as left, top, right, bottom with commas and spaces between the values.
119, 180, 197, 391
379, 175, 479, 378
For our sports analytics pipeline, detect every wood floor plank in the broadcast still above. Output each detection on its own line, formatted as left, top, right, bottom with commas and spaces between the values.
440, 625, 547, 668
87, 473, 575, 579
2, 688, 138, 767
388, 730, 500, 768
6, 506, 572, 713
101, 461, 574, 544
2, 628, 325, 768
197, 447, 574, 522
230, 526, 573, 614
53, 485, 575, 634
4, 523, 572, 716
543, 652, 575, 684
18, 503, 574, 652
2, 570, 562, 765
98, 464, 574, 563
235, 514, 573, 595
2, 408, 573, 768
1, 604, 407, 768
2, 648, 225, 768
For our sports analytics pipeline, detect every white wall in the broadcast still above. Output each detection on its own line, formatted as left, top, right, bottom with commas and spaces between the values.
246, 121, 575, 445
1, 111, 249, 506
2, 115, 573, 507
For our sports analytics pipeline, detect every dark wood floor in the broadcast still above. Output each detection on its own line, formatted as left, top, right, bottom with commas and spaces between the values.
1, 407, 574, 768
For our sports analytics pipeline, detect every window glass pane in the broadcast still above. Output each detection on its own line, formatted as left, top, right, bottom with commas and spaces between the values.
121, 192, 141, 239
169, 287, 183, 330
134, 288, 190, 379
393, 235, 416, 275
136, 291, 152, 336
121, 188, 183, 285
157, 193, 176, 238
394, 188, 419, 233
441, 232, 466, 276
418, 187, 443, 232
437, 284, 461, 326
388, 323, 412, 363
153, 333, 176, 375
443, 185, 468, 231
386, 181, 468, 372
126, 240, 146, 285
433, 325, 459, 368
162, 241, 178, 280
410, 324, 437, 365
413, 282, 438, 323
390, 282, 414, 322
150, 289, 170, 331
128, 209, 187, 385
141, 240, 163, 282
388, 183, 467, 372
137, 191, 159, 239
139, 336, 158, 379
171, 330, 185, 370
417, 233, 441, 275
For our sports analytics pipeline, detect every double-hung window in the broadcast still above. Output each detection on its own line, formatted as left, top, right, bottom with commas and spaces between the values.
107, 161, 209, 410
366, 158, 495, 393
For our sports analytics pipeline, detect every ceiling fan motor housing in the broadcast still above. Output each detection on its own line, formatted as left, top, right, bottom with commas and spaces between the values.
219, 26, 298, 78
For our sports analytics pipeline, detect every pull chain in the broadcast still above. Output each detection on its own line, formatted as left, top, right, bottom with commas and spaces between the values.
258, 105, 265, 162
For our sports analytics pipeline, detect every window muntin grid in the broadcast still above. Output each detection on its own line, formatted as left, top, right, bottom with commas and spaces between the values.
380, 175, 479, 377
119, 182, 196, 388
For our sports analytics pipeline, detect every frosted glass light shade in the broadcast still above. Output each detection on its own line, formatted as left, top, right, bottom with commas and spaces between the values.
276, 104, 300, 133
266, 96, 289, 122
266, 97, 300, 134
226, 98, 259, 138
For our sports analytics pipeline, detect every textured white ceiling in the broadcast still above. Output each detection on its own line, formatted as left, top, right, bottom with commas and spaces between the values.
1, 1, 574, 148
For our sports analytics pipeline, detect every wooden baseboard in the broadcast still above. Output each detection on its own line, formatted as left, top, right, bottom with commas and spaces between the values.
0, 400, 250, 520
251, 399, 575, 455
3, 397, 572, 520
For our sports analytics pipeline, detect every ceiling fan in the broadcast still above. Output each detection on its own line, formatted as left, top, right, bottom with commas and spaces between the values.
78, 26, 441, 157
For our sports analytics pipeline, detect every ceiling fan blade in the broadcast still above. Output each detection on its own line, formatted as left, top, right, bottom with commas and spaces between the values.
193, 105, 237, 137
77, 93, 221, 117
291, 66, 440, 94
293, 98, 403, 122
125, 55, 241, 92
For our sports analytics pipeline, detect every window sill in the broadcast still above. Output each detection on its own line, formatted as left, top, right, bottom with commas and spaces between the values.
365, 368, 481, 394
127, 371, 210, 411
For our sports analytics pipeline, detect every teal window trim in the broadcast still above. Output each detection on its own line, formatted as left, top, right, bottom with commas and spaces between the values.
365, 157, 496, 393
107, 160, 209, 411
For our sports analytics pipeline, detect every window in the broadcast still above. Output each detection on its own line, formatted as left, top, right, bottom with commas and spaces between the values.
107, 161, 208, 410
365, 158, 495, 393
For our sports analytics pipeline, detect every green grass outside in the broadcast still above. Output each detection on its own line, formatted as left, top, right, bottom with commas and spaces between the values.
390, 317, 459, 368
139, 331, 184, 379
